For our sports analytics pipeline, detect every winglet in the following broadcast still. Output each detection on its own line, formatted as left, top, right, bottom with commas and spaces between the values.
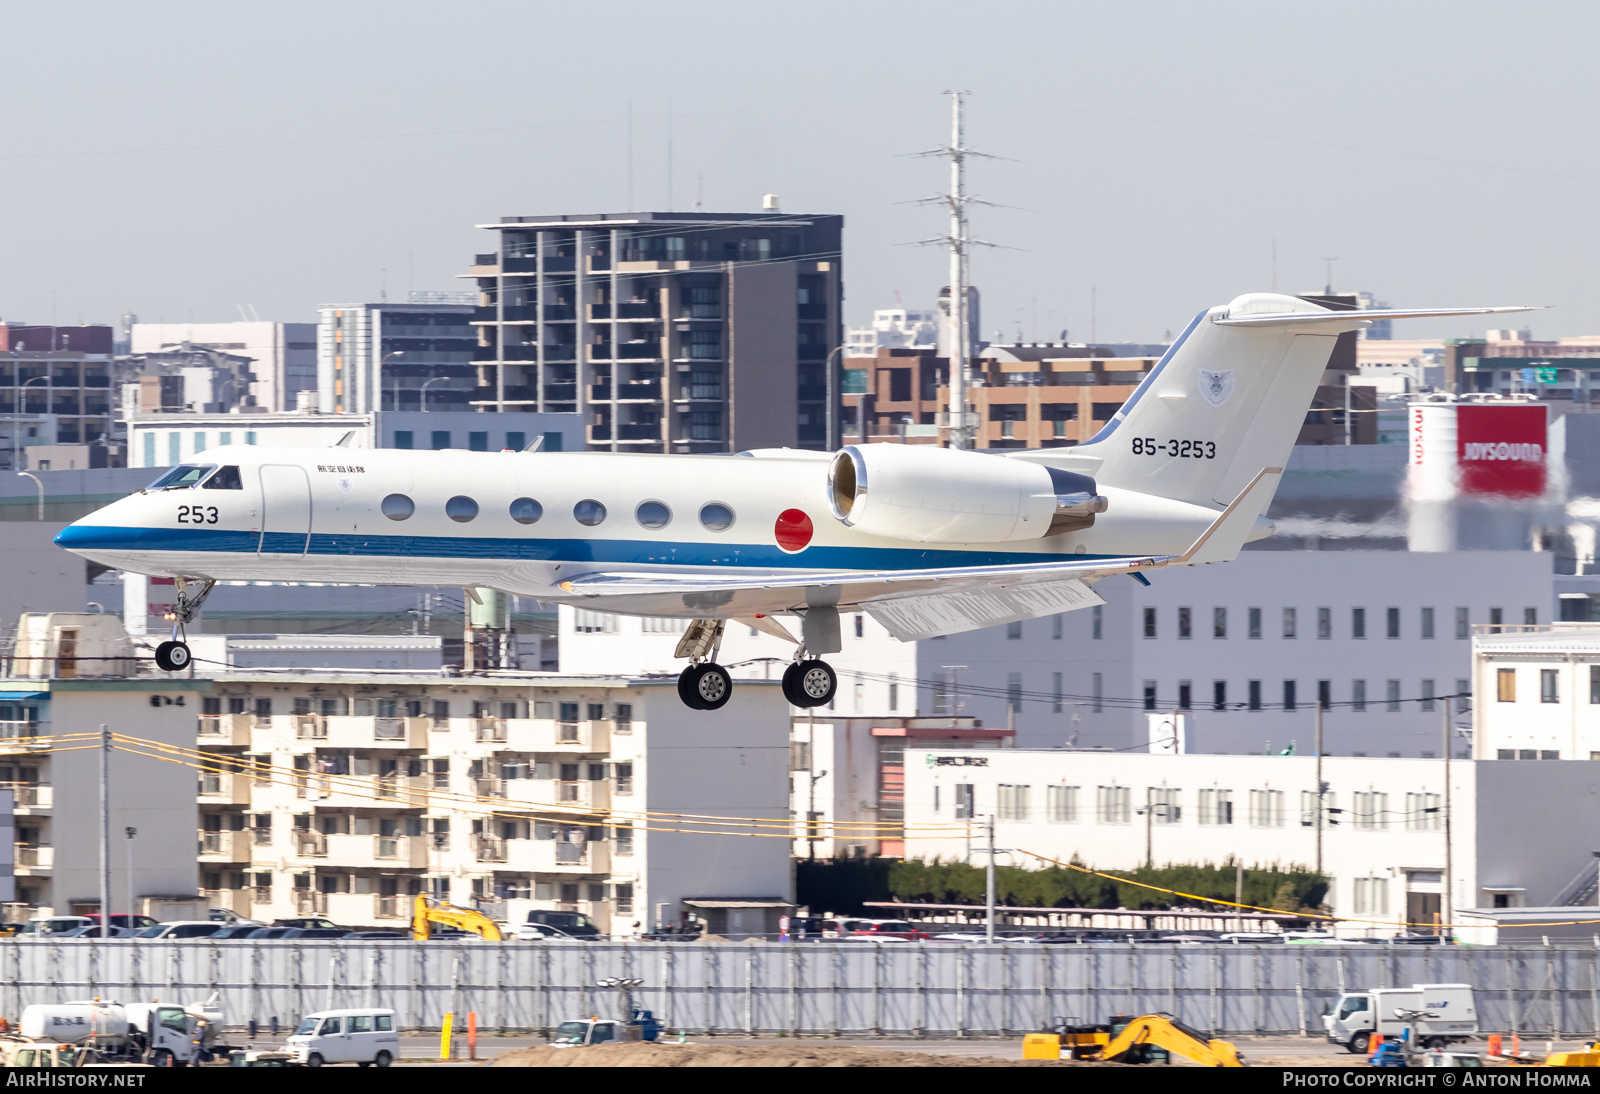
1161, 467, 1283, 567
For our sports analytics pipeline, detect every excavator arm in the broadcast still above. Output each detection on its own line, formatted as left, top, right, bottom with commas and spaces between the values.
1092, 1014, 1245, 1067
412, 894, 505, 941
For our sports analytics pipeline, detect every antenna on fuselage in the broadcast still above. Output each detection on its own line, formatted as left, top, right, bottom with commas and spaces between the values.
522, 435, 545, 453
332, 431, 356, 448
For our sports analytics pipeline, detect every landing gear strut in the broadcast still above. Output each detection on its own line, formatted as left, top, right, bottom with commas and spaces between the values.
153, 576, 215, 673
674, 620, 732, 710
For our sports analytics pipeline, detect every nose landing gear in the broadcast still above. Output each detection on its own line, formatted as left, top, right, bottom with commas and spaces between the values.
153, 576, 215, 673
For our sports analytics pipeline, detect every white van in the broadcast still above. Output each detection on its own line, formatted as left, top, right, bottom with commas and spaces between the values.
286, 1009, 399, 1067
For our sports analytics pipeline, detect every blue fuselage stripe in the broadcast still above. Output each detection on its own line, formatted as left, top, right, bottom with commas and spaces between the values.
54, 523, 1107, 571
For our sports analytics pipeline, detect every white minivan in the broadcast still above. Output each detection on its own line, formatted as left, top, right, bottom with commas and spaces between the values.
287, 1009, 399, 1067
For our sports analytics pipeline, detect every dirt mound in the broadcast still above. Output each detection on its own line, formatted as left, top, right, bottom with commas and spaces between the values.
493, 1042, 1084, 1068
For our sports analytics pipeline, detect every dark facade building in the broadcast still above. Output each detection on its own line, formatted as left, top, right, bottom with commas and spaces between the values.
463, 211, 843, 453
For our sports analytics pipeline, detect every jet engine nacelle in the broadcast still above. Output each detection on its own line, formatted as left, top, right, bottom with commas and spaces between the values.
826, 444, 1107, 544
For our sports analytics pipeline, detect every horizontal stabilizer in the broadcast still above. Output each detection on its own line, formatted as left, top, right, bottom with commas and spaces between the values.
1213, 305, 1541, 327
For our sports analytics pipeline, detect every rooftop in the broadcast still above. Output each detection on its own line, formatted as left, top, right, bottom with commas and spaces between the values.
486, 211, 826, 229
1472, 623, 1600, 655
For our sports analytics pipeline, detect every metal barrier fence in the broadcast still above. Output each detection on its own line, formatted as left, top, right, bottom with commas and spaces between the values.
3, 940, 1600, 1037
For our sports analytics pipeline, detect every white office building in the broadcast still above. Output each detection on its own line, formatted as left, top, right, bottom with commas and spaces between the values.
902, 747, 1600, 940
1472, 622, 1600, 759
844, 308, 939, 359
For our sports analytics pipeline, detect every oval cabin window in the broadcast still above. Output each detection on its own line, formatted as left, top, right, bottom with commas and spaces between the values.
446, 496, 479, 523
635, 501, 671, 529
574, 500, 607, 527
699, 502, 735, 531
381, 494, 415, 521
510, 497, 543, 525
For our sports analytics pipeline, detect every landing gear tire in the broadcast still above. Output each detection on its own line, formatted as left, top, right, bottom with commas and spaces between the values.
678, 664, 732, 710
154, 641, 191, 672
784, 659, 836, 709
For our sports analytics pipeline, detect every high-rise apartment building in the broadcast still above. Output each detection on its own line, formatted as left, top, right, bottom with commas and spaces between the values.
0, 326, 117, 468
131, 322, 317, 413
318, 302, 476, 415
463, 210, 843, 452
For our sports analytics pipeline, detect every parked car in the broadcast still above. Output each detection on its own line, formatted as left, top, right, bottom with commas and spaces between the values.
17, 916, 93, 936
57, 924, 136, 938
82, 914, 159, 931
1219, 932, 1286, 945
208, 925, 268, 940
851, 920, 931, 941
511, 922, 579, 941
522, 910, 600, 940
208, 910, 260, 926
280, 928, 350, 940
273, 918, 341, 930
134, 921, 224, 940
344, 931, 406, 940
243, 927, 292, 940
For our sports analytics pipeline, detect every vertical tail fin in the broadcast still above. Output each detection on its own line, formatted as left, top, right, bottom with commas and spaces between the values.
1074, 293, 1354, 509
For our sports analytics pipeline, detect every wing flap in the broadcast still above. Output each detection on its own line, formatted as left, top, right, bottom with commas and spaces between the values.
863, 576, 1104, 641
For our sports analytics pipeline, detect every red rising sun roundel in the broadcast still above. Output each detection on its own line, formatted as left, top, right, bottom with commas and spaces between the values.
774, 508, 814, 553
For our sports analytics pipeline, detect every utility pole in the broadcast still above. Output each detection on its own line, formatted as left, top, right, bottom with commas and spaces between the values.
946, 90, 970, 450
1144, 786, 1154, 869
1314, 698, 1324, 877
985, 813, 996, 943
124, 827, 137, 928
1442, 701, 1453, 941
98, 725, 111, 938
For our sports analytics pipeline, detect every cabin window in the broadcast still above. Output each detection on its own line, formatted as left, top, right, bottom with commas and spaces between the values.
635, 501, 671, 529
446, 496, 479, 523
574, 499, 607, 526
381, 494, 414, 521
510, 497, 543, 524
699, 502, 735, 531
202, 466, 243, 490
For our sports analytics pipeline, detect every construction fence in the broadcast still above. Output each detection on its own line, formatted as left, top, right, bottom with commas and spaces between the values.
5, 940, 1600, 1037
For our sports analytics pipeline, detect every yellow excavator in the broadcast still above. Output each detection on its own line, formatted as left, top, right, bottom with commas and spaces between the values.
411, 894, 505, 941
1024, 1013, 1245, 1066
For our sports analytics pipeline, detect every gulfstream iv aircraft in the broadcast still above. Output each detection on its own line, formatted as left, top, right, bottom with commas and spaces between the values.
57, 293, 1532, 709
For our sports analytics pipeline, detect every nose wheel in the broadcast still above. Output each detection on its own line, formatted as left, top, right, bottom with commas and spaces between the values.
152, 575, 215, 673
783, 659, 837, 709
154, 641, 192, 672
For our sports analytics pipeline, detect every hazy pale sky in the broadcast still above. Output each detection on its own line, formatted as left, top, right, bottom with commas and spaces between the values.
4, 0, 1596, 342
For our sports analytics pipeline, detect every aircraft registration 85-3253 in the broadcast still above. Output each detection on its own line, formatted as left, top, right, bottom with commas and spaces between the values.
56, 293, 1534, 710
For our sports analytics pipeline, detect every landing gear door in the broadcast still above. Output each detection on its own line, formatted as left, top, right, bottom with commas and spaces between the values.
259, 465, 312, 559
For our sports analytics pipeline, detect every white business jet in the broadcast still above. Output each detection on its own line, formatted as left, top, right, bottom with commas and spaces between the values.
57, 293, 1532, 709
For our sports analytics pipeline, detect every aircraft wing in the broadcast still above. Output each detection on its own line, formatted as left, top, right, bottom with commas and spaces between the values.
1212, 305, 1540, 328
556, 467, 1281, 640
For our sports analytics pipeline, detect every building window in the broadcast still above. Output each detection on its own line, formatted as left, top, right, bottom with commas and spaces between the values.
1092, 672, 1103, 714
1178, 607, 1192, 639
1282, 608, 1296, 639
1005, 620, 1022, 640
1386, 679, 1401, 712
1300, 789, 1328, 827
1456, 607, 1470, 639
614, 882, 634, 914
1091, 605, 1102, 640
1248, 680, 1261, 711
1143, 607, 1156, 638
1143, 681, 1156, 711
888, 674, 899, 712
1317, 607, 1331, 639
1249, 788, 1284, 827
506, 432, 525, 452
1385, 607, 1399, 639
1541, 669, 1559, 704
1052, 673, 1063, 714
1213, 681, 1227, 711
1406, 792, 1442, 831
1455, 679, 1470, 714
1248, 607, 1261, 639
1592, 666, 1600, 705
1353, 877, 1390, 915
1421, 607, 1435, 639
1096, 785, 1131, 824
1197, 788, 1233, 826
1047, 785, 1079, 823
1352, 791, 1388, 830
1178, 681, 1192, 711
997, 784, 1030, 821
1148, 787, 1181, 825
1526, 608, 1538, 626
1352, 607, 1366, 639
1420, 679, 1435, 712
394, 431, 414, 449
954, 783, 975, 819
573, 610, 618, 634
1490, 607, 1503, 633
1317, 679, 1330, 711
1497, 668, 1516, 702
469, 432, 488, 452
1213, 607, 1226, 639
431, 430, 450, 450
1007, 673, 1022, 712
1282, 680, 1296, 711
1052, 614, 1062, 640
1352, 679, 1366, 712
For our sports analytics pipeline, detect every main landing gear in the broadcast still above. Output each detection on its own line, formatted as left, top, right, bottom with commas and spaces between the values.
672, 618, 839, 711
153, 576, 215, 673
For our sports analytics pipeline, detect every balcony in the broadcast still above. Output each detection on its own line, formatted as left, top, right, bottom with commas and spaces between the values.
616, 379, 661, 401
374, 894, 406, 920
499, 305, 536, 322
294, 831, 328, 858
474, 777, 506, 800
197, 713, 254, 746
15, 845, 52, 871
499, 838, 609, 875
374, 774, 429, 805
293, 714, 326, 740
202, 888, 255, 917
199, 830, 250, 862
475, 837, 507, 863
294, 889, 328, 915
473, 718, 507, 744
373, 835, 428, 868
0, 721, 42, 745
501, 718, 611, 754
617, 341, 663, 361
798, 303, 829, 320
502, 777, 609, 815
3, 783, 50, 812
198, 772, 253, 806
543, 304, 576, 321
543, 382, 577, 402
616, 423, 662, 441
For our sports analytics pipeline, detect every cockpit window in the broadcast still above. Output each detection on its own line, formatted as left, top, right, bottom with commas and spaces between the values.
201, 466, 243, 490
146, 465, 216, 491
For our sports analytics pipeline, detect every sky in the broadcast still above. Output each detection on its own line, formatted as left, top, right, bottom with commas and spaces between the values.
3, 0, 1598, 342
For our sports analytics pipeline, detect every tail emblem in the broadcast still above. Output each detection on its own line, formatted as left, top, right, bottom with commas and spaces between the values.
1198, 369, 1235, 407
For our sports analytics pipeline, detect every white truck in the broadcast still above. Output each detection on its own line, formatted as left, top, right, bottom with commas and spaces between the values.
20, 996, 228, 1066
1324, 983, 1478, 1054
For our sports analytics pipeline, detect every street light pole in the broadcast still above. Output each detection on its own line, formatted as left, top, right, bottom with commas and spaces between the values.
823, 344, 846, 451
420, 376, 449, 413
985, 813, 996, 943
124, 826, 136, 926
379, 351, 405, 412
16, 472, 43, 521
12, 374, 49, 472
1442, 700, 1453, 940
